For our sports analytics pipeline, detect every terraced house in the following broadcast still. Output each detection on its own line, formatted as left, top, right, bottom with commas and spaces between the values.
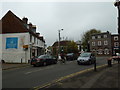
0, 10, 45, 63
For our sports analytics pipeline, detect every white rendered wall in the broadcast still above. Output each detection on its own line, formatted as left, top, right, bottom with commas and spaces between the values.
2, 33, 30, 63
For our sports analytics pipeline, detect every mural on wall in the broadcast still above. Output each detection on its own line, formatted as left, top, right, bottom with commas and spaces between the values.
6, 37, 18, 49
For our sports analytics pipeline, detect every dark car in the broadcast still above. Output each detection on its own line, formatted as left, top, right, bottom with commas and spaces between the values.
30, 55, 57, 67
66, 53, 78, 61
77, 52, 96, 65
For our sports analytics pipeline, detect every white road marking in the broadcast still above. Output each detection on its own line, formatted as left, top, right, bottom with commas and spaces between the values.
25, 65, 55, 75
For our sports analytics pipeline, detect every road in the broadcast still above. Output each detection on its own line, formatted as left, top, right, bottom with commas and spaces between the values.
2, 57, 109, 88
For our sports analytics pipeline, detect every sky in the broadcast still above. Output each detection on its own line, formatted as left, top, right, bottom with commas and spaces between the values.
0, 0, 119, 46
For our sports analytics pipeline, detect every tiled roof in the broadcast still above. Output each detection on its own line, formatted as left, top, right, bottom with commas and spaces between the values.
1, 10, 45, 42
1, 10, 28, 34
52, 41, 70, 47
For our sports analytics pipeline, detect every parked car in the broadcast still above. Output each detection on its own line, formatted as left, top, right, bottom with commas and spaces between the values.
66, 53, 78, 61
77, 52, 96, 65
30, 55, 57, 67
112, 53, 120, 61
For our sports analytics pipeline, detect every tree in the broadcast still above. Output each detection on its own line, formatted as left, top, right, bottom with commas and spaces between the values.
81, 29, 101, 51
67, 41, 78, 53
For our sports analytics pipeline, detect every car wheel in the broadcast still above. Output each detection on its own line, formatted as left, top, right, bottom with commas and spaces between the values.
89, 61, 92, 65
54, 61, 57, 64
43, 62, 47, 66
77, 62, 81, 65
33, 65, 36, 67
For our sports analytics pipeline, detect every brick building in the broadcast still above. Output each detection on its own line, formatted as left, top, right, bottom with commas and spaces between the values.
52, 40, 70, 56
111, 34, 120, 55
90, 31, 112, 56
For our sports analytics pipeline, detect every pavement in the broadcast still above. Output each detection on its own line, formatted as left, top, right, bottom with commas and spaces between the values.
1, 61, 120, 89
1, 63, 30, 70
46, 63, 120, 89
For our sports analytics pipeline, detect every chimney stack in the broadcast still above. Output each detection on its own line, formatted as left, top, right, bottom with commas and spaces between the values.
32, 25, 36, 33
36, 33, 40, 36
22, 17, 28, 24
28, 23, 32, 30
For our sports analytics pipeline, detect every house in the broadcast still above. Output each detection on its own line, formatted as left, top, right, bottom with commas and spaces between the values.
0, 10, 45, 63
52, 40, 70, 56
111, 34, 120, 55
90, 31, 112, 56
52, 40, 79, 57
76, 40, 82, 52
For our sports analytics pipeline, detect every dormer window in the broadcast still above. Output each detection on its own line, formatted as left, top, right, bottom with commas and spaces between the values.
98, 35, 101, 39
98, 41, 102, 46
104, 34, 107, 38
92, 36, 95, 39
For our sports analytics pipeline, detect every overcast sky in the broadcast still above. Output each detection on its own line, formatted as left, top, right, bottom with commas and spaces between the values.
1, 0, 118, 46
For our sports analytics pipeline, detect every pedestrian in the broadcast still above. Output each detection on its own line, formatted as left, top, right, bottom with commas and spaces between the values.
61, 53, 66, 64
107, 57, 112, 67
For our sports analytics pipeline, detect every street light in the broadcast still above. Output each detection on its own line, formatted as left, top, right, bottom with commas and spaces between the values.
114, 0, 120, 54
114, 0, 120, 34
58, 29, 63, 60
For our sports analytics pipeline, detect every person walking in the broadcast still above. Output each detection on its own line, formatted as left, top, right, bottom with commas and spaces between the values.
61, 53, 66, 64
107, 57, 112, 67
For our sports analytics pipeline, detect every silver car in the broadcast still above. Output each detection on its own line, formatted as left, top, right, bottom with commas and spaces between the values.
77, 52, 96, 65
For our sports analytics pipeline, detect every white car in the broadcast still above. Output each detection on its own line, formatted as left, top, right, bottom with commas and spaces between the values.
77, 52, 96, 65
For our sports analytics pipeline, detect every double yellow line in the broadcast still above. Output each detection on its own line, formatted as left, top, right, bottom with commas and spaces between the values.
33, 64, 108, 90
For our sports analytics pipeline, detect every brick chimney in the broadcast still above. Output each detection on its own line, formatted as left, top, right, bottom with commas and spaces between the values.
36, 32, 40, 36
32, 25, 36, 33
22, 17, 28, 24
28, 23, 32, 30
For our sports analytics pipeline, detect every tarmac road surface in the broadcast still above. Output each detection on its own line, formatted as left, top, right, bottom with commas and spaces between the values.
2, 57, 109, 88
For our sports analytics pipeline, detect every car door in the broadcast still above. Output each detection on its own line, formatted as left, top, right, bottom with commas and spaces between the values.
48, 55, 54, 64
45, 55, 50, 64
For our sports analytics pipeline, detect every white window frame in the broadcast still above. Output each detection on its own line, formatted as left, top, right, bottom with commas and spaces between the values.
114, 42, 119, 47
92, 42, 95, 46
98, 49, 103, 55
104, 49, 109, 55
92, 36, 95, 39
98, 35, 101, 39
98, 41, 102, 46
114, 36, 118, 41
104, 35, 107, 38
104, 40, 108, 45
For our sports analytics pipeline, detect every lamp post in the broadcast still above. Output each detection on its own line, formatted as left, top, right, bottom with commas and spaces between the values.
114, 0, 120, 34
114, 0, 120, 61
58, 29, 63, 59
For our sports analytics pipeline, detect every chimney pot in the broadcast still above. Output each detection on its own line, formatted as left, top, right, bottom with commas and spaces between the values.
22, 17, 28, 24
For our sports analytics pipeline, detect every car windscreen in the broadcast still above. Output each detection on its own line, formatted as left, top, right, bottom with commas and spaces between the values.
80, 53, 91, 57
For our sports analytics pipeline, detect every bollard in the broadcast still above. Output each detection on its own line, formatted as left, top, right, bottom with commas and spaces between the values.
94, 59, 97, 71
107, 57, 112, 67
21, 58, 22, 63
